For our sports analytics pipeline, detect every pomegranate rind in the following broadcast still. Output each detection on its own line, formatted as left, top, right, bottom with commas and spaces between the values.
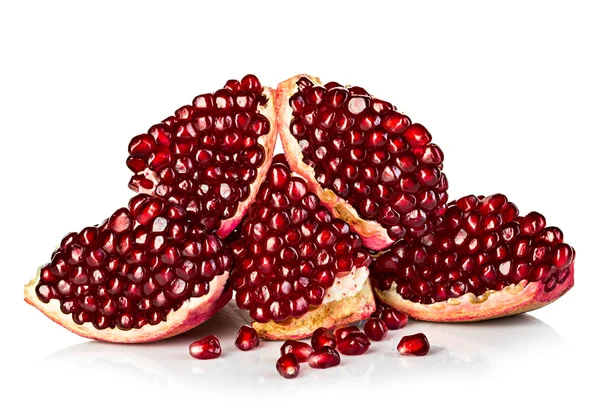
276, 74, 394, 251
24, 269, 231, 343
374, 266, 574, 322
252, 272, 376, 340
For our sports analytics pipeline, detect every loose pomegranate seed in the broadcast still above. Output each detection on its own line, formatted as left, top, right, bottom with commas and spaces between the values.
235, 325, 260, 351
334, 325, 360, 342
381, 308, 408, 330
280, 340, 313, 362
363, 318, 388, 341
311, 327, 337, 350
189, 335, 221, 359
308, 347, 341, 369
276, 354, 300, 379
337, 332, 371, 355
397, 333, 430, 356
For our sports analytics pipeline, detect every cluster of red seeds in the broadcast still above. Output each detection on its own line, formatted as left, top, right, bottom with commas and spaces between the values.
35, 194, 232, 330
230, 156, 372, 323
127, 75, 271, 231
288, 77, 448, 241
371, 194, 576, 304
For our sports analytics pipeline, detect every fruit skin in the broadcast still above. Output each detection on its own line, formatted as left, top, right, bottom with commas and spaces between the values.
251, 277, 376, 340
376, 269, 574, 322
24, 270, 231, 343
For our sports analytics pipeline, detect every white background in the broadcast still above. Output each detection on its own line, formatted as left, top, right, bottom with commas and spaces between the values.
1, 1, 598, 410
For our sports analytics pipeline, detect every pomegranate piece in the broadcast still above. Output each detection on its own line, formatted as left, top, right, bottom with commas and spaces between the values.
276, 354, 300, 379
334, 325, 360, 342
190, 335, 222, 359
381, 308, 409, 330
371, 194, 576, 322
363, 318, 388, 341
235, 325, 260, 351
24, 194, 232, 343
277, 74, 448, 251
229, 157, 376, 339
397, 333, 430, 356
311, 327, 336, 350
127, 75, 278, 238
280, 340, 313, 362
337, 332, 370, 355
308, 347, 341, 369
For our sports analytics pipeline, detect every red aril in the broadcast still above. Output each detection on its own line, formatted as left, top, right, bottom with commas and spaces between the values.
337, 332, 370, 355
381, 308, 409, 330
363, 318, 388, 341
280, 340, 313, 362
308, 347, 341, 369
235, 325, 260, 351
311, 327, 336, 350
334, 325, 360, 342
190, 335, 222, 359
397, 333, 430, 356
276, 353, 300, 379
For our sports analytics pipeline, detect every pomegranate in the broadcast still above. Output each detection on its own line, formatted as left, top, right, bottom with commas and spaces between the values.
372, 194, 575, 321
127, 74, 278, 238
380, 308, 409, 330
230, 156, 376, 340
23, 194, 232, 343
190, 335, 222, 359
333, 325, 360, 342
280, 340, 313, 362
397, 333, 430, 356
337, 332, 370, 355
235, 325, 260, 351
363, 318, 388, 341
277, 74, 448, 251
276, 353, 300, 379
311, 327, 336, 350
308, 347, 341, 369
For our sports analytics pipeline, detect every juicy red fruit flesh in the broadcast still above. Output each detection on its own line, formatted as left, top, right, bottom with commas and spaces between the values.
127, 74, 271, 232
287, 77, 448, 242
280, 340, 313, 362
398, 333, 430, 356
311, 327, 336, 350
308, 347, 341, 369
371, 194, 576, 303
363, 318, 388, 341
230, 158, 372, 324
235, 325, 260, 351
380, 308, 408, 330
190, 335, 222, 359
337, 332, 370, 355
34, 194, 232, 331
276, 353, 300, 379
334, 325, 360, 342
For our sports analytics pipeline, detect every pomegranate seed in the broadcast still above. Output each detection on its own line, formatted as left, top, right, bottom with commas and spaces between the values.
337, 332, 371, 355
381, 308, 408, 330
280, 340, 313, 362
189, 335, 221, 360
276, 354, 300, 379
397, 333, 430, 356
235, 326, 260, 351
308, 347, 341, 369
311, 327, 336, 350
334, 325, 360, 342
363, 318, 388, 341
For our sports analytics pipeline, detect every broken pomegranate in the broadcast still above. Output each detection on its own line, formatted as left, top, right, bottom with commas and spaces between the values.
235, 325, 260, 351
333, 325, 360, 342
276, 353, 300, 379
280, 340, 313, 362
190, 335, 222, 359
311, 327, 336, 350
380, 308, 409, 330
229, 157, 376, 340
363, 318, 388, 341
24, 194, 232, 343
277, 74, 448, 251
127, 74, 278, 238
397, 333, 430, 356
337, 332, 370, 355
308, 347, 341, 369
372, 194, 575, 321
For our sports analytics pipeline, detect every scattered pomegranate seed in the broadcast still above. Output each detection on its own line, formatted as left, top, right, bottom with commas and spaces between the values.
280, 340, 313, 362
337, 332, 371, 355
276, 353, 300, 379
397, 333, 430, 356
311, 327, 337, 350
189, 335, 221, 360
235, 325, 260, 351
363, 318, 388, 341
381, 308, 408, 330
334, 325, 360, 342
308, 347, 341, 369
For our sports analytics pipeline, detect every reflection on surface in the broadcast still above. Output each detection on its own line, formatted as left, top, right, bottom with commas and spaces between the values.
38, 302, 568, 390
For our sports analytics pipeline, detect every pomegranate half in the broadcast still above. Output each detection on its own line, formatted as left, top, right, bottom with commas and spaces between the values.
230, 155, 376, 340
277, 74, 448, 251
127, 74, 277, 238
24, 194, 232, 343
371, 194, 575, 321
